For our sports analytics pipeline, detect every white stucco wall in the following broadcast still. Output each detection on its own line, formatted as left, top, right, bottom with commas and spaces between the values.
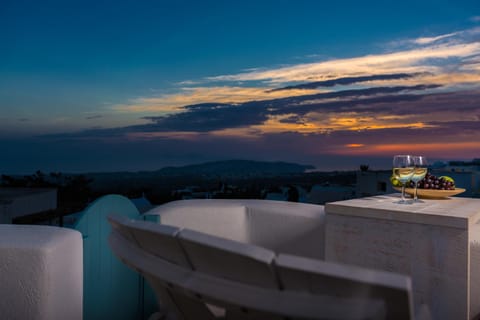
0, 224, 83, 320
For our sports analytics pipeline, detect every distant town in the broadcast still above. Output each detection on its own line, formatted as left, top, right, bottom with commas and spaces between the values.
1, 158, 479, 225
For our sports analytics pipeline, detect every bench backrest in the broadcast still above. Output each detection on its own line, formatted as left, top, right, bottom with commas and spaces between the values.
178, 228, 278, 289
108, 214, 413, 319
276, 253, 414, 319
108, 215, 217, 319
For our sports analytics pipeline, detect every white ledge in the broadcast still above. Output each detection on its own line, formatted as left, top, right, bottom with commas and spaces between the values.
0, 224, 83, 320
326, 193, 480, 229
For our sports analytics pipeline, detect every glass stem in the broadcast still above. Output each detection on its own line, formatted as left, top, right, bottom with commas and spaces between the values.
401, 185, 406, 202
414, 182, 418, 201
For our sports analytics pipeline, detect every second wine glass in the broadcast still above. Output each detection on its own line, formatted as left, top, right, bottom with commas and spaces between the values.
412, 156, 428, 202
393, 155, 415, 203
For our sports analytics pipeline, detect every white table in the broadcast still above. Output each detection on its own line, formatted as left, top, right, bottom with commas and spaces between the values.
325, 194, 480, 320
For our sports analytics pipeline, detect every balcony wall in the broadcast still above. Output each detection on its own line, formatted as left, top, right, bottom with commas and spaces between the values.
0, 224, 82, 320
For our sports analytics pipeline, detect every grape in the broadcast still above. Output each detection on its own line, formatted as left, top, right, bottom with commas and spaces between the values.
398, 172, 456, 190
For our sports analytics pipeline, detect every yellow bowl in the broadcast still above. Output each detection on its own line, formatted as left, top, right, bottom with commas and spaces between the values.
394, 187, 466, 199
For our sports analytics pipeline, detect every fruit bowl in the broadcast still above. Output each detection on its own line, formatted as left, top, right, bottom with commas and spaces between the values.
393, 187, 466, 199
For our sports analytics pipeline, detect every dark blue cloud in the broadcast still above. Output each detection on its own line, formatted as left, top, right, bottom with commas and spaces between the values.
143, 100, 270, 132
85, 115, 103, 120
268, 73, 425, 91
425, 120, 480, 133
278, 115, 305, 124
182, 103, 232, 110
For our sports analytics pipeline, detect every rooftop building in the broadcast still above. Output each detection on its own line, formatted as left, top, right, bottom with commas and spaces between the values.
0, 187, 57, 223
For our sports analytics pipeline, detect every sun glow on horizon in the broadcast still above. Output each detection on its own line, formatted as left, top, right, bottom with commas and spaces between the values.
332, 141, 480, 158
346, 144, 365, 148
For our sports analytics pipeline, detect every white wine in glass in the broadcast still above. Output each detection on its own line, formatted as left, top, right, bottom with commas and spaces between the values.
393, 155, 414, 203
412, 156, 428, 202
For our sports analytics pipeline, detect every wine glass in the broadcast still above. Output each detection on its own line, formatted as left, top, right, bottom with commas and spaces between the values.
393, 155, 415, 203
412, 156, 428, 202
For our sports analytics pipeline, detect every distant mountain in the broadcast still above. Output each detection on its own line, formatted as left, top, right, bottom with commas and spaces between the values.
156, 160, 315, 176
83, 159, 316, 192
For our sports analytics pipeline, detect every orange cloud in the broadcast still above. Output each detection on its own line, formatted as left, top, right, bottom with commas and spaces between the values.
346, 144, 365, 148
305, 112, 434, 132
331, 141, 480, 157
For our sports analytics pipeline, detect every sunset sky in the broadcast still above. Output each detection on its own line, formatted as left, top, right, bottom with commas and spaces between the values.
1, 0, 479, 173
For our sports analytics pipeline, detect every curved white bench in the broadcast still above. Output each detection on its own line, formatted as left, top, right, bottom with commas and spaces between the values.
109, 200, 414, 319
144, 199, 326, 260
